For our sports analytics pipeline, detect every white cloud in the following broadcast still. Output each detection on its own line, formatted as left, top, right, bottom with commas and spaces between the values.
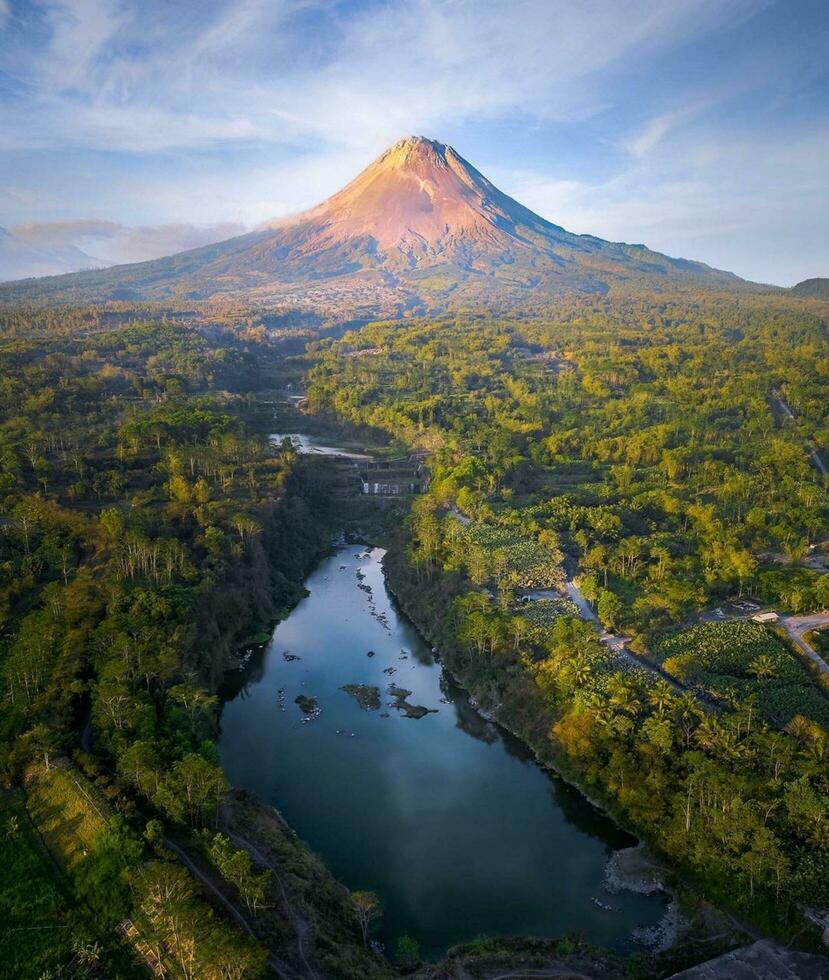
36, 0, 128, 92
499, 125, 829, 285
0, 0, 765, 153
624, 105, 704, 158
10, 218, 249, 265
1, 0, 824, 284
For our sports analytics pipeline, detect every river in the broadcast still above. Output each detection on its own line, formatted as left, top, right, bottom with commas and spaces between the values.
269, 432, 373, 459
218, 544, 667, 958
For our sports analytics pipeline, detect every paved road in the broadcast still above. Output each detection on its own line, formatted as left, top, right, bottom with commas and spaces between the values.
563, 580, 639, 662
562, 580, 596, 622
774, 393, 828, 477
564, 580, 694, 696
781, 613, 829, 678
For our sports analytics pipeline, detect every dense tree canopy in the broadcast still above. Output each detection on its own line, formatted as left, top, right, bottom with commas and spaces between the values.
308, 292, 829, 934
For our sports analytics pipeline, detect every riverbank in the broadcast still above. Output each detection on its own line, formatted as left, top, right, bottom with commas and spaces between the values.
196, 456, 343, 688
219, 789, 395, 980
380, 547, 640, 833
605, 846, 683, 953
207, 481, 756, 978
219, 542, 672, 960
379, 546, 758, 974
190, 429, 754, 974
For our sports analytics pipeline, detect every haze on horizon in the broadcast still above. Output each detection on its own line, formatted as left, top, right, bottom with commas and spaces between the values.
0, 0, 827, 286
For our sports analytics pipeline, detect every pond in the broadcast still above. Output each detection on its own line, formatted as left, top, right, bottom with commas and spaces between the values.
219, 545, 667, 958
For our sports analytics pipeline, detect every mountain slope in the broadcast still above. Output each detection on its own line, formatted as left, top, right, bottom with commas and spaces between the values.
0, 226, 98, 282
791, 277, 829, 299
0, 137, 748, 312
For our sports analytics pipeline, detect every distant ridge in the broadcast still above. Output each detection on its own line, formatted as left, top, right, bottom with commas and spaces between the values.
790, 278, 829, 299
0, 225, 98, 282
0, 136, 750, 313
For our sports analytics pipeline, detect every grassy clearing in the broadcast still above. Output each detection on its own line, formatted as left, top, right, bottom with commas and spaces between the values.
0, 789, 81, 978
25, 763, 109, 871
17, 767, 167, 978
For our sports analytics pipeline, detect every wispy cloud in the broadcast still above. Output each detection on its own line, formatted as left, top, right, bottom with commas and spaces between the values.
0, 0, 765, 153
36, 0, 127, 91
501, 123, 829, 285
0, 0, 826, 284
624, 104, 707, 158
10, 218, 248, 265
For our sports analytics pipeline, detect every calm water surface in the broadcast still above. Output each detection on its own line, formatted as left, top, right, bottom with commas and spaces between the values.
219, 545, 666, 957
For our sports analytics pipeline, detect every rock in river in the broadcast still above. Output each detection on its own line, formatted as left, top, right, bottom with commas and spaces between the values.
387, 684, 437, 719
340, 684, 382, 711
295, 694, 320, 717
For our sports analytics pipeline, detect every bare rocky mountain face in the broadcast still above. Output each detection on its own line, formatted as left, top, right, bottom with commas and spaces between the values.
0, 137, 751, 314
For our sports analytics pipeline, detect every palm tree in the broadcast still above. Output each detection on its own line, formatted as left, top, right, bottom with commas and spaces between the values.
748, 653, 776, 680
672, 691, 704, 748
694, 716, 725, 754
568, 652, 594, 689
606, 673, 641, 717
582, 690, 616, 732
648, 679, 675, 717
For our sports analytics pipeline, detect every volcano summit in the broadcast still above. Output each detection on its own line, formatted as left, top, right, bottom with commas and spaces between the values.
0, 137, 747, 312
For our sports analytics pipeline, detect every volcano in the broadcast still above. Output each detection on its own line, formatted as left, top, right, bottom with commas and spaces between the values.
0, 136, 747, 311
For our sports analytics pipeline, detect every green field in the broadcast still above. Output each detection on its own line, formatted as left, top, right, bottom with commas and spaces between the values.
25, 765, 109, 871
454, 520, 564, 590
653, 621, 829, 727
520, 598, 581, 640
0, 789, 94, 978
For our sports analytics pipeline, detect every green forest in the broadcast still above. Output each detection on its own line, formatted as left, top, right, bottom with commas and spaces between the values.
0, 311, 392, 978
306, 292, 829, 936
0, 290, 828, 977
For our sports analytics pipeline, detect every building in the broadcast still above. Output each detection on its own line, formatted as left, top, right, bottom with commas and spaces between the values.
359, 456, 427, 496
361, 479, 422, 496
752, 611, 779, 624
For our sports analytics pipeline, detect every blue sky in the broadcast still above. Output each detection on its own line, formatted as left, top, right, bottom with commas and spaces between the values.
0, 0, 827, 284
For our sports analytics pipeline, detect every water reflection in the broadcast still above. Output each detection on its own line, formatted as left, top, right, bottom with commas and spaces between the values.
219, 545, 665, 958
219, 645, 269, 699
445, 684, 499, 744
